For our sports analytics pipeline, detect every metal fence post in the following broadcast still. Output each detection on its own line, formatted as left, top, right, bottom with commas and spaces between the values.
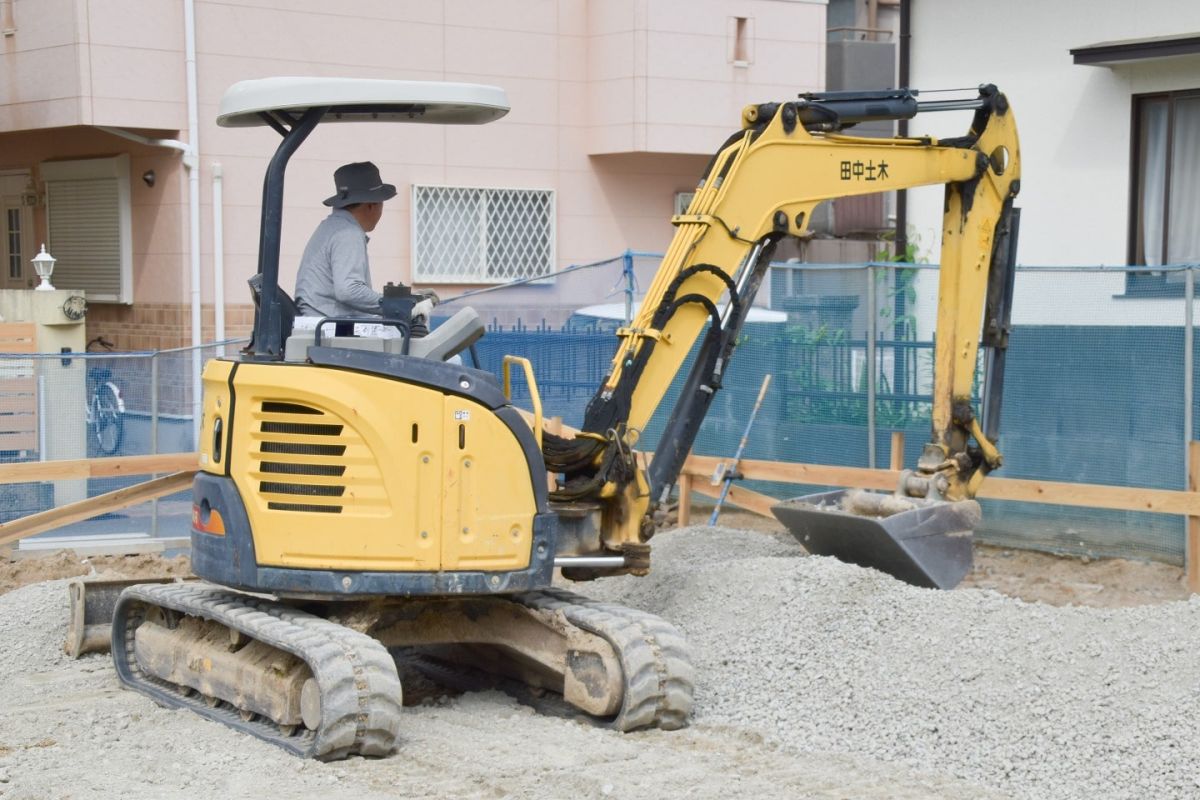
1187, 267, 1194, 481
37, 366, 46, 461
1187, 267, 1196, 586
622, 249, 635, 325
866, 264, 877, 469
150, 351, 160, 538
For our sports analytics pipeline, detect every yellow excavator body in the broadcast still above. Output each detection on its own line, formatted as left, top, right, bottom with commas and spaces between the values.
199, 360, 537, 573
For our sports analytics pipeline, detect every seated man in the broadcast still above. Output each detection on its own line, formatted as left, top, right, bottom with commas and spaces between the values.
294, 161, 395, 325
290, 161, 459, 356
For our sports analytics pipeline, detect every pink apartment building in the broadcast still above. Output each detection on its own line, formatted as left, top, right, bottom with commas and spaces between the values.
0, 0, 827, 351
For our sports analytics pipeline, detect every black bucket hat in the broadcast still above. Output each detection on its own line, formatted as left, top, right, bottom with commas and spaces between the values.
323, 161, 397, 208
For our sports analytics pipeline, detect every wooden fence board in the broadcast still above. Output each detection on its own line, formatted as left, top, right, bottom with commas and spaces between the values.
0, 430, 37, 451
0, 323, 36, 351
685, 455, 899, 492
683, 454, 1200, 517
0, 471, 197, 547
0, 453, 200, 484
0, 324, 38, 456
0, 377, 36, 394
2, 417, 1199, 589
688, 480, 778, 519
0, 401, 36, 414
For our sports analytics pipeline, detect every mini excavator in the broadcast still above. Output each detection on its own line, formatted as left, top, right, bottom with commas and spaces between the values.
107, 77, 1020, 759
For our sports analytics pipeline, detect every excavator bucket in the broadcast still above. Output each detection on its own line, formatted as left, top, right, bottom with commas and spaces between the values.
771, 490, 979, 590
65, 576, 191, 657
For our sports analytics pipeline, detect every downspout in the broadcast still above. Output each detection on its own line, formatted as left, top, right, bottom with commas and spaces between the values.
895, 0, 910, 260
184, 0, 201, 447
213, 163, 225, 356
95, 0, 202, 447
893, 0, 912, 395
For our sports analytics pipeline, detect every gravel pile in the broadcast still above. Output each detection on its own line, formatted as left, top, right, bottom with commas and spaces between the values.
0, 527, 1195, 799
0, 579, 72, 673
586, 527, 1200, 800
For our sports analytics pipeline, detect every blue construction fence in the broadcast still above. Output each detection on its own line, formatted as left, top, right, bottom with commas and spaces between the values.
443, 253, 1200, 565
3, 253, 1199, 565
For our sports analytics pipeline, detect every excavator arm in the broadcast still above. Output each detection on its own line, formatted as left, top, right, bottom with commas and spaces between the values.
546, 86, 1020, 581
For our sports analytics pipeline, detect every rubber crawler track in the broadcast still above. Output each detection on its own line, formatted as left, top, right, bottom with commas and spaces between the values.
513, 588, 695, 731
111, 582, 403, 760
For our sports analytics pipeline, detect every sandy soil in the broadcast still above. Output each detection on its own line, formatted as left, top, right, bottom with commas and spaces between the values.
0, 552, 191, 596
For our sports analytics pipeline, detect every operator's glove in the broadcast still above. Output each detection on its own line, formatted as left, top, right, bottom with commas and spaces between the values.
413, 288, 440, 306
411, 297, 436, 322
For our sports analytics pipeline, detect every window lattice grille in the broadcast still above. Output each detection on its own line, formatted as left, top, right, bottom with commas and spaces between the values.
7, 209, 20, 279
413, 185, 554, 283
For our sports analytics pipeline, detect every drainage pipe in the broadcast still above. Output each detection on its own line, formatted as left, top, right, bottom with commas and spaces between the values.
183, 0, 201, 446
213, 163, 225, 356
96, 0, 202, 447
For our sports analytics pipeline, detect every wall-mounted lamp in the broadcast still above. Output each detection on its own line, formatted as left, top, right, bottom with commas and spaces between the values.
32, 244, 56, 291
142, 170, 156, 187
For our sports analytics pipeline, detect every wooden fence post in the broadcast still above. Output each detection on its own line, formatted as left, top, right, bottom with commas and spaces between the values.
1189, 441, 1200, 594
678, 472, 692, 527
890, 431, 905, 472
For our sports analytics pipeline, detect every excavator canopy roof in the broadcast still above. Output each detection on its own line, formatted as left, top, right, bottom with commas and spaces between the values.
217, 77, 510, 128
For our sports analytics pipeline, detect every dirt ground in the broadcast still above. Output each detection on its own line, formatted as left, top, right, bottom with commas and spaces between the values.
2, 507, 1189, 607
0, 551, 191, 596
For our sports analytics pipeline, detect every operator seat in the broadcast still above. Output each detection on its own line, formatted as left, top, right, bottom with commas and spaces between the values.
282, 306, 486, 365
246, 273, 299, 355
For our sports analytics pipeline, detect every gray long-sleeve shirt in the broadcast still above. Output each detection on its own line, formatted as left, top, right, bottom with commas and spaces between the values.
294, 209, 382, 317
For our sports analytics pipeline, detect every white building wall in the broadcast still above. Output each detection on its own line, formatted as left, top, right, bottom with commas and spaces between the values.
904, 1, 1200, 333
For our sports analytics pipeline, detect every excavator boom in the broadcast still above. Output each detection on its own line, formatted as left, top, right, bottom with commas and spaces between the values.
549, 85, 1020, 587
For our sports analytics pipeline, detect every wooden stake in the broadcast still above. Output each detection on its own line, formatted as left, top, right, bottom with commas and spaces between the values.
0, 471, 197, 547
1189, 441, 1200, 594
0, 453, 199, 485
677, 472, 692, 527
890, 431, 905, 472
689, 479, 777, 519
681, 454, 1200, 516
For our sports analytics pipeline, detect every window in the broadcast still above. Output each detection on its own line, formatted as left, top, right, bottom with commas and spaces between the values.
1, 0, 16, 36
1127, 90, 1200, 296
730, 17, 753, 66
6, 209, 20, 279
674, 191, 696, 216
41, 155, 133, 303
412, 185, 554, 284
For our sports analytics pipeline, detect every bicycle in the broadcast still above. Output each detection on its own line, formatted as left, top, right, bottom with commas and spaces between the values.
85, 336, 126, 456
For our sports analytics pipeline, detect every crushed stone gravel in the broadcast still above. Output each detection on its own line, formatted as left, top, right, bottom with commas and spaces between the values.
585, 527, 1200, 800
0, 526, 1195, 799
